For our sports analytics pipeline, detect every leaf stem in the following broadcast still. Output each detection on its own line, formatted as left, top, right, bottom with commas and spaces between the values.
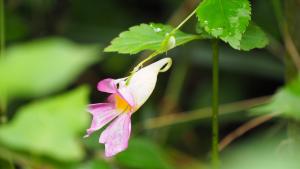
132, 7, 198, 74
211, 39, 220, 169
171, 7, 198, 34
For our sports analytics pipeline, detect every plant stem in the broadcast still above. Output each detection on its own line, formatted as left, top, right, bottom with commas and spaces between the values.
211, 39, 220, 169
0, 3, 13, 169
0, 0, 4, 56
171, 7, 197, 34
0, 0, 7, 124
133, 6, 199, 72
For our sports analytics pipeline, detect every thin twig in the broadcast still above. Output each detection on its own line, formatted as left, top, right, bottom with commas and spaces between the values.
218, 114, 275, 151
144, 96, 270, 129
283, 24, 300, 71
271, 0, 300, 71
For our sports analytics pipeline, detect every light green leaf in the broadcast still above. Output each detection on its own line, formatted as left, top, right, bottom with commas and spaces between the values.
196, 0, 251, 49
104, 23, 199, 54
0, 38, 99, 99
0, 86, 90, 161
116, 138, 172, 169
252, 76, 300, 120
240, 23, 269, 51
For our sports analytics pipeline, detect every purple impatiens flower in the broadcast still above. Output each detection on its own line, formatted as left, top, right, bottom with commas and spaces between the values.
84, 58, 172, 157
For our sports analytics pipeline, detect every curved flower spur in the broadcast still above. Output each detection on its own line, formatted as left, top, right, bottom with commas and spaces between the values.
84, 58, 172, 157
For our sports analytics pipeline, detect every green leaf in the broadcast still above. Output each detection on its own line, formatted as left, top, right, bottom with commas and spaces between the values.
195, 22, 213, 39
0, 86, 90, 161
0, 38, 99, 100
240, 22, 269, 51
252, 76, 300, 120
196, 0, 251, 49
104, 23, 199, 54
116, 138, 172, 169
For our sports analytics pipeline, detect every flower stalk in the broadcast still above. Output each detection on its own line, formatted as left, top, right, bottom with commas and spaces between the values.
211, 39, 220, 169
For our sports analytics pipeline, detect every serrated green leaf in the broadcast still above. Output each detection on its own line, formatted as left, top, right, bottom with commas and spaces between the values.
195, 22, 213, 39
240, 23, 269, 51
0, 38, 99, 100
252, 76, 300, 120
196, 0, 251, 49
116, 138, 172, 169
0, 87, 90, 161
104, 23, 199, 54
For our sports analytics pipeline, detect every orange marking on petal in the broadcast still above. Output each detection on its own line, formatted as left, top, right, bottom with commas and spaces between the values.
115, 94, 131, 113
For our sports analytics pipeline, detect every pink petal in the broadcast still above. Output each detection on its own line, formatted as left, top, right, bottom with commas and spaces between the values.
85, 103, 119, 137
107, 94, 116, 104
88, 103, 114, 113
97, 78, 117, 93
99, 113, 131, 157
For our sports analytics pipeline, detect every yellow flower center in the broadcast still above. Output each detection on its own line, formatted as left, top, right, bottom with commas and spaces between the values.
114, 94, 131, 113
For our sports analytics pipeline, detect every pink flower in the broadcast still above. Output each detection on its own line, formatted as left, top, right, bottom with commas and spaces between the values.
85, 58, 172, 157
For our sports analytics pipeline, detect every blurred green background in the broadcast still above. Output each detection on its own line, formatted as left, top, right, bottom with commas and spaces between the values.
0, 0, 300, 169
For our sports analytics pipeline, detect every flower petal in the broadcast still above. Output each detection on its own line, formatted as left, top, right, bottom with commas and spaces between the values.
85, 103, 119, 137
97, 78, 117, 93
117, 81, 135, 107
88, 103, 114, 113
99, 113, 131, 157
128, 58, 172, 109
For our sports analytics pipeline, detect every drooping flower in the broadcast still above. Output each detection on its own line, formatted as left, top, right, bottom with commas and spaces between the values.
85, 58, 172, 157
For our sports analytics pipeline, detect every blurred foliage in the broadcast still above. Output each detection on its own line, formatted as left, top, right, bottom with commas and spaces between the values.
0, 86, 90, 161
221, 133, 300, 169
116, 138, 172, 169
75, 160, 110, 169
0, 38, 99, 100
252, 75, 300, 120
0, 0, 299, 169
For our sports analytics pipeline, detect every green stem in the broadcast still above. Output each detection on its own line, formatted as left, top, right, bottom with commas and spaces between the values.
0, 0, 4, 55
131, 7, 198, 74
211, 39, 220, 169
0, 3, 13, 169
171, 7, 197, 34
0, 0, 7, 124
